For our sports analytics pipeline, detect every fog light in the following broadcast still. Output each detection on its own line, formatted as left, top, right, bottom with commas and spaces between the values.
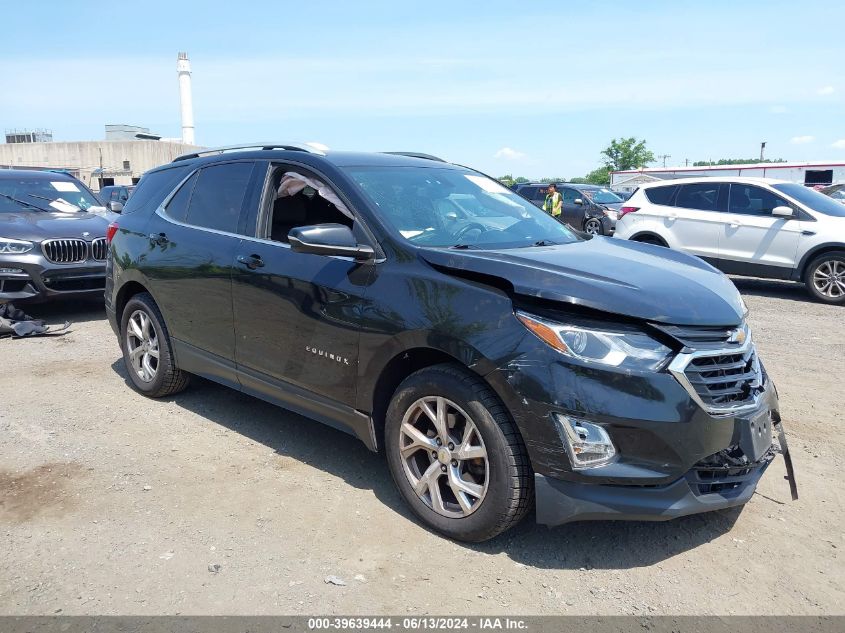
0, 267, 23, 274
553, 413, 616, 469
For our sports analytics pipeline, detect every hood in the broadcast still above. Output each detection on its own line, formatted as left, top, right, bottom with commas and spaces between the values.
420, 237, 745, 326
0, 211, 110, 242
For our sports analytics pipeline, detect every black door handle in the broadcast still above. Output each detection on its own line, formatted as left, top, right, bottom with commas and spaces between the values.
237, 254, 265, 269
148, 232, 168, 246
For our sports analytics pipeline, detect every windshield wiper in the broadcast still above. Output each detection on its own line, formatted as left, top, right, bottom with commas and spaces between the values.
449, 243, 476, 249
0, 192, 51, 212
27, 193, 82, 211
530, 239, 558, 247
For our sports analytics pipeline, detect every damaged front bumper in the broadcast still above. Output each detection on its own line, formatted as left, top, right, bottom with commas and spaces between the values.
535, 444, 777, 525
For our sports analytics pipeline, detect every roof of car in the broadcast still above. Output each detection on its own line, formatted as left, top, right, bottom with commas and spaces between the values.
636, 176, 789, 188
0, 169, 77, 180
163, 146, 458, 171
516, 182, 609, 189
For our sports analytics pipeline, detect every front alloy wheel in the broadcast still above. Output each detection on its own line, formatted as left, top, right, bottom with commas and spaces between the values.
385, 364, 533, 542
584, 218, 602, 235
805, 253, 845, 305
399, 396, 488, 518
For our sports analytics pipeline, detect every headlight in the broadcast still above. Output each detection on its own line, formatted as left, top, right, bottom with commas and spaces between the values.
516, 311, 672, 371
0, 238, 34, 254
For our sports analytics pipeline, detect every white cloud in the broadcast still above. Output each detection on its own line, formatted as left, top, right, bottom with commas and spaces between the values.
769, 105, 789, 114
790, 135, 815, 144
493, 147, 526, 160
832, 139, 845, 149
817, 85, 835, 95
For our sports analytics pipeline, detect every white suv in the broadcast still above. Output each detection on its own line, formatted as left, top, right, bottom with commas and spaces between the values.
613, 177, 845, 304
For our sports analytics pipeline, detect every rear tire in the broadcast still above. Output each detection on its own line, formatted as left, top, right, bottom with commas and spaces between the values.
804, 252, 845, 305
120, 292, 190, 397
633, 235, 666, 247
384, 364, 533, 542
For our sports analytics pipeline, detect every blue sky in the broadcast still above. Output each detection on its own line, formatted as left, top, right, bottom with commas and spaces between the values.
1, 0, 843, 178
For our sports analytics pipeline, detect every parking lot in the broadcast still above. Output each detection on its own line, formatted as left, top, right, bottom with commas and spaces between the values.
0, 277, 842, 616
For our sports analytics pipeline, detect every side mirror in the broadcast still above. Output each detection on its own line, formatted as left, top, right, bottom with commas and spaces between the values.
772, 205, 794, 218
288, 224, 375, 261
108, 201, 124, 213
445, 211, 459, 222
574, 198, 583, 205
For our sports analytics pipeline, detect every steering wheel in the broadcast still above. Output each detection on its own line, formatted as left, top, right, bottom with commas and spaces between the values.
453, 222, 487, 242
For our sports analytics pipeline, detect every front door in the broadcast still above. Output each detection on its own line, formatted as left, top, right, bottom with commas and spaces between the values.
560, 187, 583, 229
717, 183, 802, 278
231, 163, 375, 413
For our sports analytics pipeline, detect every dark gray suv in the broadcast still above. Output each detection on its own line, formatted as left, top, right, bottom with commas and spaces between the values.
515, 182, 624, 235
0, 170, 111, 302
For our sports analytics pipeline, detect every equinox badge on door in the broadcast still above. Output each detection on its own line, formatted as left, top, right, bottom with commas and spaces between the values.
306, 346, 350, 365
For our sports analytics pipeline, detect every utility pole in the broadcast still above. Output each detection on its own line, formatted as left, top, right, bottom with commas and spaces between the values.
658, 154, 671, 168
684, 158, 689, 167
760, 141, 766, 162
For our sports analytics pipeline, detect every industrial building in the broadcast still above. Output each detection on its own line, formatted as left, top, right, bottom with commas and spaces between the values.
0, 53, 201, 192
610, 161, 845, 193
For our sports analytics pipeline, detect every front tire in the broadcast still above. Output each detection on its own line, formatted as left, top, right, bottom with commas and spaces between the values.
120, 292, 190, 397
385, 364, 532, 542
584, 218, 603, 235
804, 252, 845, 305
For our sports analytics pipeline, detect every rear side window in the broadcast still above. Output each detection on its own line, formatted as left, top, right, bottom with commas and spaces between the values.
675, 183, 720, 211
185, 162, 254, 233
165, 172, 198, 222
645, 185, 678, 206
518, 186, 538, 200
121, 166, 190, 216
728, 184, 791, 216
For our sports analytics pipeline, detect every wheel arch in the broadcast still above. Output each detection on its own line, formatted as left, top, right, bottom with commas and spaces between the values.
795, 243, 845, 280
629, 231, 669, 247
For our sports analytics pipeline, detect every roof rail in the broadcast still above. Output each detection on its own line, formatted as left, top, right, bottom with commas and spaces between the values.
382, 151, 446, 163
173, 142, 329, 162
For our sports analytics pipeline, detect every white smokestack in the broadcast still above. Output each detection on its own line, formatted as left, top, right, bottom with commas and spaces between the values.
177, 52, 195, 145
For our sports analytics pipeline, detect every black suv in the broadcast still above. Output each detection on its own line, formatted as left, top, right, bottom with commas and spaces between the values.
106, 144, 785, 542
514, 182, 624, 235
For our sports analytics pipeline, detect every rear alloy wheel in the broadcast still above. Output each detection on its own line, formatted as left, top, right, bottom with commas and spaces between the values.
385, 364, 532, 542
120, 292, 190, 397
584, 218, 603, 235
805, 253, 845, 305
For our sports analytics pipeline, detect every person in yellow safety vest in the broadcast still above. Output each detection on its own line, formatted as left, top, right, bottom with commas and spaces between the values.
543, 183, 562, 218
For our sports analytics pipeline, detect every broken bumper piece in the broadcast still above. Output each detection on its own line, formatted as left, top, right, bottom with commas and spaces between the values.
535, 449, 775, 526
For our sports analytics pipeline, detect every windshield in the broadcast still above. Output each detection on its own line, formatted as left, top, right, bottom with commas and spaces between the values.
0, 177, 101, 214
345, 166, 580, 249
582, 188, 623, 204
773, 183, 845, 217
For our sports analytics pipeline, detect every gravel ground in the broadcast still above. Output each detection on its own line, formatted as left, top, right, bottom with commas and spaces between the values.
0, 277, 842, 615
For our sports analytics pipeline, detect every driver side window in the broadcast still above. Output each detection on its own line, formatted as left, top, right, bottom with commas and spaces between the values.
264, 166, 355, 244
561, 188, 579, 204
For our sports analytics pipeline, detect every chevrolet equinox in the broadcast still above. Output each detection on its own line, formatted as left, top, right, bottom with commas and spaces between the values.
106, 144, 785, 542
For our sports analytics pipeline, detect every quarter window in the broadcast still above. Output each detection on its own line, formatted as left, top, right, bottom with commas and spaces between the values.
728, 184, 790, 216
675, 183, 720, 212
122, 165, 191, 216
644, 185, 678, 206
165, 172, 198, 222
185, 162, 254, 233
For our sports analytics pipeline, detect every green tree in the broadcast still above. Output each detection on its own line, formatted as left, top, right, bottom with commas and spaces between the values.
585, 166, 610, 185
568, 177, 588, 184
539, 177, 567, 184
601, 137, 655, 171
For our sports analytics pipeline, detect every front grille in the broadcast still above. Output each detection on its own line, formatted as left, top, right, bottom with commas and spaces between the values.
684, 347, 761, 408
687, 445, 774, 496
654, 322, 743, 348
42, 239, 88, 264
90, 237, 108, 261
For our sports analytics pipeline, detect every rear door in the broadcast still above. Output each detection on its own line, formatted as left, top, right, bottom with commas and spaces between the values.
666, 182, 725, 261
717, 183, 803, 277
141, 160, 257, 381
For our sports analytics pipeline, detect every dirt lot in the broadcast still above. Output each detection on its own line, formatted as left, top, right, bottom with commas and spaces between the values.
1, 277, 843, 615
